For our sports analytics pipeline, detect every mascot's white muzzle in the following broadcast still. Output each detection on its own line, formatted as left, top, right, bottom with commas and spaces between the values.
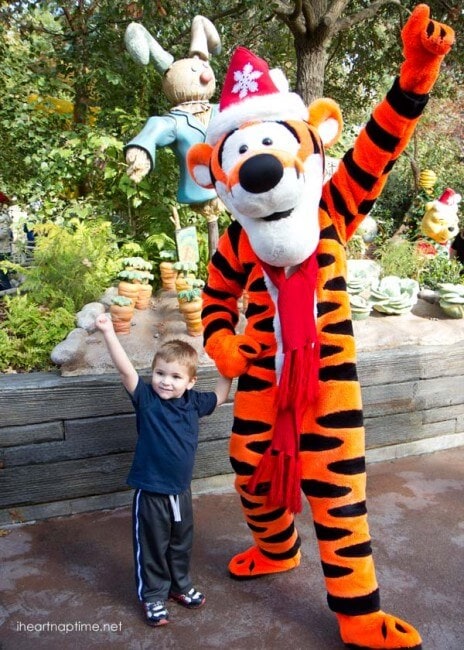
220, 150, 306, 220
218, 151, 324, 267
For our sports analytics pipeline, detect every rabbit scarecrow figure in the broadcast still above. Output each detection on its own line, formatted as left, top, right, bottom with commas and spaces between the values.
187, 5, 454, 649
124, 16, 222, 257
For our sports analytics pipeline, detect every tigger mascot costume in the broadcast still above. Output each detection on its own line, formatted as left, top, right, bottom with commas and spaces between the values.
187, 5, 454, 649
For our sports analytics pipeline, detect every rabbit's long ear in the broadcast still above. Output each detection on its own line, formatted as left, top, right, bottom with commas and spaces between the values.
189, 15, 221, 60
124, 23, 174, 73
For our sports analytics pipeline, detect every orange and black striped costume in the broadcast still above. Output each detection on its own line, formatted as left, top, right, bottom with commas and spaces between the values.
187, 6, 454, 648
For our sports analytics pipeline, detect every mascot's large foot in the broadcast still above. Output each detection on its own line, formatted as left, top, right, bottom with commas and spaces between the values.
337, 611, 422, 650
228, 545, 300, 579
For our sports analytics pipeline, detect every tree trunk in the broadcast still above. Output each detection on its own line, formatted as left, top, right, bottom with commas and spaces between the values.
294, 38, 327, 105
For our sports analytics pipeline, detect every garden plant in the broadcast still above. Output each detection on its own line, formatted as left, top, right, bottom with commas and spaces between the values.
0, 1, 463, 373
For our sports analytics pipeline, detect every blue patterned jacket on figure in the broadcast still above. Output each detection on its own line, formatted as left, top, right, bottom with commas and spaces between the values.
124, 107, 218, 204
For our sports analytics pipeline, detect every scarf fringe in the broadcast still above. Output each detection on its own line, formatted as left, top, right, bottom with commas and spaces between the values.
248, 450, 303, 514
248, 342, 319, 514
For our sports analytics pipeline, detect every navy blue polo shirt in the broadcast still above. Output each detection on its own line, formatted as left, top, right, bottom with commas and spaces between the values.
127, 377, 217, 494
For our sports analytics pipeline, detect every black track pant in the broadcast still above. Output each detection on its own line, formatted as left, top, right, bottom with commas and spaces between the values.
132, 488, 194, 602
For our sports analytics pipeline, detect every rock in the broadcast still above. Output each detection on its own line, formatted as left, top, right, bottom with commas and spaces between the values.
54, 292, 464, 376
76, 302, 106, 333
99, 286, 118, 307
51, 328, 89, 366
418, 289, 440, 304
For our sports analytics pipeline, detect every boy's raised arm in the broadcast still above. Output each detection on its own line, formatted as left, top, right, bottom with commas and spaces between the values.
214, 374, 232, 407
95, 314, 139, 395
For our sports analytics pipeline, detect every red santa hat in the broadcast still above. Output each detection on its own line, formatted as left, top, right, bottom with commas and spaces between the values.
206, 46, 307, 145
437, 187, 461, 207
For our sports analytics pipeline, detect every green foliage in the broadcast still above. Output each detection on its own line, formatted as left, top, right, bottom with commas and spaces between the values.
144, 232, 177, 260
0, 294, 75, 372
173, 261, 198, 275
374, 239, 426, 281
346, 234, 366, 260
111, 295, 132, 307
420, 256, 463, 291
143, 232, 178, 289
118, 269, 154, 284
16, 219, 121, 312
371, 158, 415, 241
374, 237, 463, 291
121, 257, 153, 271
177, 288, 201, 302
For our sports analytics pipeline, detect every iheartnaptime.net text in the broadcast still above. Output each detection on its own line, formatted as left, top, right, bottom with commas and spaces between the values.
16, 621, 123, 634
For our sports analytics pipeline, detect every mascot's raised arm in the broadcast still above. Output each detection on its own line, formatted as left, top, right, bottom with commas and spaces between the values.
187, 5, 454, 649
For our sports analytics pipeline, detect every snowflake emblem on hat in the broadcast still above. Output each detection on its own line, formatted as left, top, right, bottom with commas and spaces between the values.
232, 62, 263, 99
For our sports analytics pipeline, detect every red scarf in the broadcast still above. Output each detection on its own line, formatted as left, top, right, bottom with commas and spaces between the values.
248, 253, 319, 513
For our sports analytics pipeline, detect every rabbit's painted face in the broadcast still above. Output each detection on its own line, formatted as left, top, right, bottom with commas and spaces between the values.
163, 57, 216, 104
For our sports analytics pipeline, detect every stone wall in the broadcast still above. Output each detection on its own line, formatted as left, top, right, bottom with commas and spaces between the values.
1, 343, 463, 525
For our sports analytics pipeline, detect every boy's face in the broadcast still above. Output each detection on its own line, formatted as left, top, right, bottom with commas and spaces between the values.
151, 357, 196, 400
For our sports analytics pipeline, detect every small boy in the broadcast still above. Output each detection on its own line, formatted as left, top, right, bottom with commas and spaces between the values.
95, 313, 231, 627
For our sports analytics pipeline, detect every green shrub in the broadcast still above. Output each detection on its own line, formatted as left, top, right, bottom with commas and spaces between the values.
11, 218, 121, 311
0, 294, 75, 372
419, 256, 463, 291
374, 239, 426, 281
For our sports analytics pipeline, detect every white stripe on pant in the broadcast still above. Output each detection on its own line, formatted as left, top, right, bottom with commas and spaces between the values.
132, 488, 194, 602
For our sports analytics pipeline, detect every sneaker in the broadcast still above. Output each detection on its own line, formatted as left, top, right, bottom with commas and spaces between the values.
143, 600, 169, 627
169, 587, 205, 609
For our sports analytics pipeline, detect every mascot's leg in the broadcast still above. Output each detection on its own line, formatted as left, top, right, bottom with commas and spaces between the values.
228, 474, 301, 578
227, 388, 301, 578
301, 394, 422, 650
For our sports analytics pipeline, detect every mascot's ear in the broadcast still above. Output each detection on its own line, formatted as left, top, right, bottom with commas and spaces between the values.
308, 98, 343, 149
187, 143, 214, 188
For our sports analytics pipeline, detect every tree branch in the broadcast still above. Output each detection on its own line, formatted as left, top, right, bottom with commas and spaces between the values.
435, 0, 454, 12
165, 1, 251, 50
273, 0, 300, 20
333, 0, 407, 36
301, 0, 316, 31
274, 1, 311, 38
323, 0, 350, 28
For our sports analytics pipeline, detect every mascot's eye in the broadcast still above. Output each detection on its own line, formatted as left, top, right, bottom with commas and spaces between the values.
262, 138, 273, 146
239, 145, 248, 154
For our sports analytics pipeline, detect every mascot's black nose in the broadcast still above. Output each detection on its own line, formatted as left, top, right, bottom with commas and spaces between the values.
239, 154, 283, 194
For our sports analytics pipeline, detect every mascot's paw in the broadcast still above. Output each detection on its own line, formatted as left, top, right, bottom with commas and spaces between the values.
228, 545, 300, 580
337, 611, 422, 650
402, 4, 454, 58
400, 4, 454, 94
206, 333, 261, 378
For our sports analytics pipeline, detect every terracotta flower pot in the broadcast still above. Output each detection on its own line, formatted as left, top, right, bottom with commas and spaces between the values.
110, 303, 134, 334
117, 280, 139, 305
175, 273, 195, 294
159, 261, 177, 291
135, 284, 153, 310
178, 297, 203, 336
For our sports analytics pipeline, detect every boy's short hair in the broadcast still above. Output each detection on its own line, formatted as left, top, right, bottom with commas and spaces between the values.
152, 339, 198, 378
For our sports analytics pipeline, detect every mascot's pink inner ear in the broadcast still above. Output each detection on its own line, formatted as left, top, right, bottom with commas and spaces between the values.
308, 98, 343, 149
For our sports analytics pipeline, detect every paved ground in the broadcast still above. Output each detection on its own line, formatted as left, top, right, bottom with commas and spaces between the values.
1, 447, 463, 650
